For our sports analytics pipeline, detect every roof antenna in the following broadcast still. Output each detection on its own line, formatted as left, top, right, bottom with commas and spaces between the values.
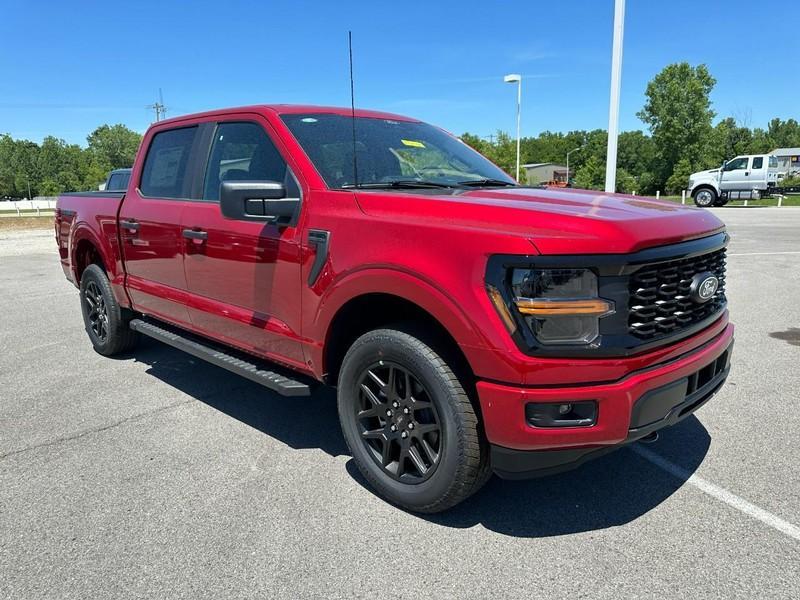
348, 31, 359, 187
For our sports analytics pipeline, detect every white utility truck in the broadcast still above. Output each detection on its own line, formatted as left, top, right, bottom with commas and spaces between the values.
688, 154, 779, 206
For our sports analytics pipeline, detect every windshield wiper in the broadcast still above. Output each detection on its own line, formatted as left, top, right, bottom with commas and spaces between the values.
458, 178, 517, 187
342, 180, 456, 189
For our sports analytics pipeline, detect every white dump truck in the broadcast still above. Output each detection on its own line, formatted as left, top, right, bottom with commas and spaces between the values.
688, 154, 779, 206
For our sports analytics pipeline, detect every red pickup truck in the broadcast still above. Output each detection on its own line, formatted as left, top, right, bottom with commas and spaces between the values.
56, 105, 733, 512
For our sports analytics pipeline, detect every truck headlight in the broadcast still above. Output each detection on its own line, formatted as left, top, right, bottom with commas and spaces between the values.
508, 268, 614, 345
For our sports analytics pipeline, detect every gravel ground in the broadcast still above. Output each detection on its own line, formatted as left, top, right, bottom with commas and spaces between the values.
1, 208, 798, 599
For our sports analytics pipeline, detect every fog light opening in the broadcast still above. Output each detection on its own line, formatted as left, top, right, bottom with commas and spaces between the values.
525, 400, 597, 428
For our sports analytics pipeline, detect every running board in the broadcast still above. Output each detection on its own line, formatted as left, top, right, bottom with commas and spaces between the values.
129, 318, 312, 397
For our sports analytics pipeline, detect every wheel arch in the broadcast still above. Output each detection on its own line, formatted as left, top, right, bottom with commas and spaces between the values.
315, 267, 489, 384
691, 184, 718, 198
70, 223, 129, 308
323, 291, 475, 385
71, 228, 107, 283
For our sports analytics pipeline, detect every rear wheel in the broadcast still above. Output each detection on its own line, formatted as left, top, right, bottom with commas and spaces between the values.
79, 264, 139, 356
693, 187, 717, 207
337, 326, 490, 513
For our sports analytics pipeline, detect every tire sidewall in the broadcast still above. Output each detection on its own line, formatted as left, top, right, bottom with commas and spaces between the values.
79, 264, 124, 355
337, 330, 468, 510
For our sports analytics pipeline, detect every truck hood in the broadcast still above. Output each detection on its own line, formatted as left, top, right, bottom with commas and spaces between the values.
355, 186, 725, 255
690, 168, 720, 178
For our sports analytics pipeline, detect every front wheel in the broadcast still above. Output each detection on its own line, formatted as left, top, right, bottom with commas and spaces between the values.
693, 187, 717, 207
337, 326, 490, 513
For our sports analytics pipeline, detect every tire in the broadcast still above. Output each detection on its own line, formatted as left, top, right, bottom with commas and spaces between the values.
693, 187, 717, 207
79, 263, 139, 356
713, 197, 728, 207
337, 326, 490, 513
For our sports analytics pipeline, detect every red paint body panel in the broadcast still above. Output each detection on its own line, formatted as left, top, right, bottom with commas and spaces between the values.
477, 324, 734, 451
55, 104, 734, 454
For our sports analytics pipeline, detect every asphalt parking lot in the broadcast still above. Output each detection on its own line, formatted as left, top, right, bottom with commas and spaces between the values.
1, 208, 799, 599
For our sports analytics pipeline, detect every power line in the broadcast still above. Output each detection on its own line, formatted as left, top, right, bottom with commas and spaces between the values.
146, 89, 167, 122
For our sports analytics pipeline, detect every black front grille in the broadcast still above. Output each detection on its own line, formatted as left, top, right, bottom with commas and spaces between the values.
628, 248, 727, 339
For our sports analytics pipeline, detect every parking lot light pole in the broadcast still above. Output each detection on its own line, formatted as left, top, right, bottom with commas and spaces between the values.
566, 146, 584, 186
605, 0, 625, 193
504, 74, 522, 182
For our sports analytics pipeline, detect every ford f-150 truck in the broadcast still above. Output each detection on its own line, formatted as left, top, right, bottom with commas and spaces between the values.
56, 105, 733, 513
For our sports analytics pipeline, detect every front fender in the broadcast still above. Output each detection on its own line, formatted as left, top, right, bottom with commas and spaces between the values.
305, 266, 505, 381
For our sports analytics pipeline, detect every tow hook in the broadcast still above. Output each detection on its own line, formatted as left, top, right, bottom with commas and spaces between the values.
639, 431, 659, 444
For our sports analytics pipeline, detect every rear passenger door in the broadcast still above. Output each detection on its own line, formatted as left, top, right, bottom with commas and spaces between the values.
119, 126, 198, 327
749, 156, 765, 186
181, 118, 306, 369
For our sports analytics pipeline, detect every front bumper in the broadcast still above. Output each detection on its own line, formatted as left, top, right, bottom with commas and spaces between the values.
477, 323, 734, 479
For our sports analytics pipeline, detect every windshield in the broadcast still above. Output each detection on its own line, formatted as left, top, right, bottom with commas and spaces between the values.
280, 113, 516, 189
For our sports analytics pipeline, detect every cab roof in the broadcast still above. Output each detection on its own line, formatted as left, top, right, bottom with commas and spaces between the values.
155, 104, 419, 127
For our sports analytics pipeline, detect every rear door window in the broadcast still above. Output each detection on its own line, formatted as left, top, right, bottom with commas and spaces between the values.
140, 127, 198, 198
752, 157, 763, 169
107, 172, 130, 191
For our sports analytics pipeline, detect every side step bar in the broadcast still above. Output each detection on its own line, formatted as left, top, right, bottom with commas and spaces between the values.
129, 318, 312, 397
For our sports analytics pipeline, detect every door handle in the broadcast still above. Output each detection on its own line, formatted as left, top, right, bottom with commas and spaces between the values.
745, 171, 749, 176
182, 229, 208, 241
120, 219, 139, 232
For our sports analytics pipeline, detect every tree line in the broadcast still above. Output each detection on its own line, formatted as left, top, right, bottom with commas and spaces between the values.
0, 125, 142, 198
462, 63, 800, 194
2, 62, 798, 198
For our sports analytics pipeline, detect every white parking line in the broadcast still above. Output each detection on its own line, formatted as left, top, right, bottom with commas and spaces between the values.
632, 444, 800, 542
727, 251, 800, 256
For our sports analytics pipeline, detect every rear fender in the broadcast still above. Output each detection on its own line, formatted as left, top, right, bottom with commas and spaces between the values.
71, 222, 129, 308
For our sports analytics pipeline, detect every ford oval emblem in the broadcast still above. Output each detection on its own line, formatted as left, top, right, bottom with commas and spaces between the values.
690, 272, 719, 303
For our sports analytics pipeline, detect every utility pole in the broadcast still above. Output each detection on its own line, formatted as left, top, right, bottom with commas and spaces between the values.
604, 0, 625, 193
147, 88, 167, 122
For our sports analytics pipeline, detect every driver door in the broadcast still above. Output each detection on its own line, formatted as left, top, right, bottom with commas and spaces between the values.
181, 118, 306, 369
719, 156, 750, 191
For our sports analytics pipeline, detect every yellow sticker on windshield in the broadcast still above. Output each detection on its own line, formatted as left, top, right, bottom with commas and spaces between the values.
401, 139, 426, 148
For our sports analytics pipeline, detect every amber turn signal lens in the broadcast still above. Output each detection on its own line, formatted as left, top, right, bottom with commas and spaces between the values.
514, 298, 613, 316
487, 285, 518, 334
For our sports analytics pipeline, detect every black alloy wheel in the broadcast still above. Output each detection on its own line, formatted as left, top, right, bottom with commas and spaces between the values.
356, 362, 442, 482
79, 263, 139, 356
84, 280, 109, 343
337, 326, 490, 513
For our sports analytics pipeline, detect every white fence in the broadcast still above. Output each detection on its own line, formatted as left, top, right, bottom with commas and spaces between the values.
0, 197, 58, 215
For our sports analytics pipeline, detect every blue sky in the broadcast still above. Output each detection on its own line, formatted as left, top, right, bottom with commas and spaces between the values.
2, 0, 797, 145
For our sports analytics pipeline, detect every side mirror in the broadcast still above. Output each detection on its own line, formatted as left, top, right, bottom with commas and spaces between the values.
219, 180, 298, 224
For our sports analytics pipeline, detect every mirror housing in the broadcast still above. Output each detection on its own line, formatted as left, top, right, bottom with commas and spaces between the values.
219, 180, 298, 224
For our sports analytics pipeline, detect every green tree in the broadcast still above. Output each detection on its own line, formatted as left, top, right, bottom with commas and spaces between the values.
767, 118, 800, 148
573, 155, 606, 190
665, 158, 694, 194
618, 130, 656, 191
637, 63, 716, 189
86, 124, 142, 170
615, 168, 636, 193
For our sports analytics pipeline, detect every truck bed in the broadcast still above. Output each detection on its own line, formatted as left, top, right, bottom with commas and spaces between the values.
55, 190, 126, 291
